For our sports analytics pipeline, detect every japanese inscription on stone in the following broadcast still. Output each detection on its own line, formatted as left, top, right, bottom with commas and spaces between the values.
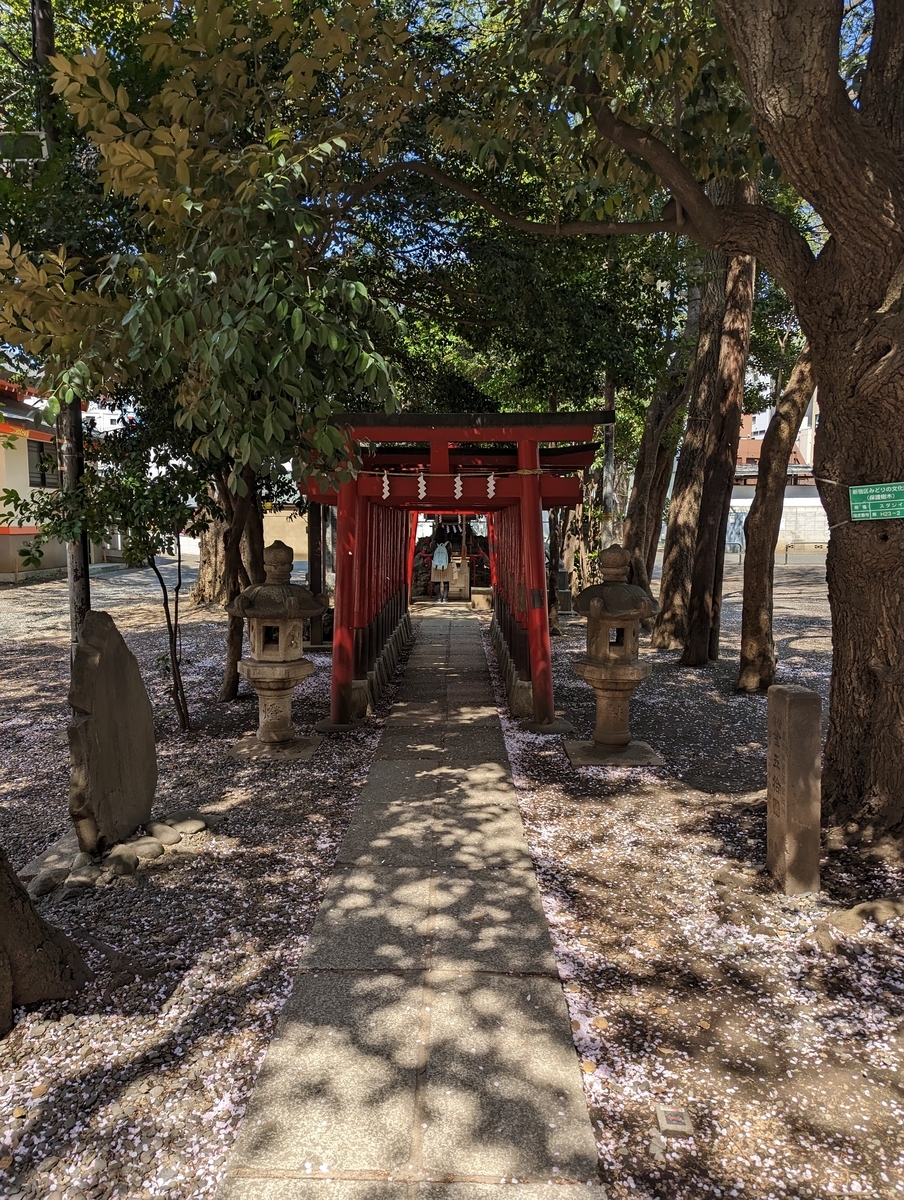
766, 685, 822, 895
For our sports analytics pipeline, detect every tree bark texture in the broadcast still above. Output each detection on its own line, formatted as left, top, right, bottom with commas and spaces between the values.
0, 845, 92, 1038
652, 247, 729, 647
736, 346, 815, 691
241, 493, 266, 586
600, 376, 616, 551
682, 245, 757, 665
193, 503, 230, 607
546, 505, 561, 635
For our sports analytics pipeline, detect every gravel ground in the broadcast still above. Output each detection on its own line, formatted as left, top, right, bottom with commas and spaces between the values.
0, 561, 402, 1200
2, 560, 903, 1200
480, 563, 904, 1200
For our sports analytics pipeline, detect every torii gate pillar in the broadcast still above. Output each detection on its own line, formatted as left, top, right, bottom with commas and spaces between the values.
328, 478, 357, 727
518, 439, 555, 725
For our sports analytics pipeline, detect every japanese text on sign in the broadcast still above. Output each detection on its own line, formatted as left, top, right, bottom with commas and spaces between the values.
850, 482, 904, 521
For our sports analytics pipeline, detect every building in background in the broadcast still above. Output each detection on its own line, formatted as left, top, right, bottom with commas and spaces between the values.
0, 382, 123, 580
728, 391, 828, 554
0, 380, 68, 580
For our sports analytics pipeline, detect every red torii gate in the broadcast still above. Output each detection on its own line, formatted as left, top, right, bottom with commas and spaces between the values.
300, 412, 611, 728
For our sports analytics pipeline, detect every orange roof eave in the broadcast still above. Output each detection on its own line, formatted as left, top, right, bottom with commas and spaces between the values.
0, 421, 54, 443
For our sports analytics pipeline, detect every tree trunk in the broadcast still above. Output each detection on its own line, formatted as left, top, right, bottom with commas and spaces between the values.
645, 440, 674, 580
308, 502, 324, 643
812, 325, 904, 837
193, 509, 230, 607
682, 244, 757, 665
242, 492, 266, 585
1, 845, 92, 1038
623, 378, 685, 597
736, 346, 815, 691
600, 376, 616, 551
56, 395, 91, 661
217, 469, 257, 703
652, 245, 729, 647
562, 507, 578, 596
31, 0, 58, 146
149, 556, 192, 731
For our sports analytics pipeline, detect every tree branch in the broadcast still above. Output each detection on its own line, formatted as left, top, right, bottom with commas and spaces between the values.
715, 0, 904, 259
0, 39, 36, 72
580, 86, 815, 299
349, 157, 814, 306
582, 87, 721, 244
347, 160, 681, 237
861, 0, 904, 151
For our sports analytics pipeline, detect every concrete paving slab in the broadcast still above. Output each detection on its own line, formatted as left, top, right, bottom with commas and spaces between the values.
364, 760, 443, 795
429, 869, 558, 973
221, 1182, 409, 1200
443, 710, 501, 728
431, 815, 533, 872
421, 975, 599, 1182
304, 868, 432, 969
228, 972, 422, 1176
375, 733, 447, 759
434, 764, 518, 801
417, 1186, 604, 1198
386, 709, 449, 729
337, 801, 435, 866
442, 730, 509, 758
221, 609, 600, 1200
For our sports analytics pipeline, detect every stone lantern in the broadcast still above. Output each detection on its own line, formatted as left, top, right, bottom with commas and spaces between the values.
564, 544, 663, 767
226, 541, 328, 758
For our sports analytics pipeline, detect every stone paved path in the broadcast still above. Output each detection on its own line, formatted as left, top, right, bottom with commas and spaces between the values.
220, 606, 601, 1200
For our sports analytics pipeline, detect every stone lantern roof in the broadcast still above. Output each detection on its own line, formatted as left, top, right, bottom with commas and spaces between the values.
226, 541, 328, 620
573, 545, 659, 622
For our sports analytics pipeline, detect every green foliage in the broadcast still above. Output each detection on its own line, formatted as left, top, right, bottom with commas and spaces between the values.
745, 271, 804, 413
348, 157, 690, 449
0, 0, 435, 491
424, 1, 774, 224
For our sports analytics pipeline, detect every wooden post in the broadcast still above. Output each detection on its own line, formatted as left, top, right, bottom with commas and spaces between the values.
518, 439, 554, 725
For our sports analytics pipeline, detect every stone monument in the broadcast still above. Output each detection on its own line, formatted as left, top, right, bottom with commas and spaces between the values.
565, 545, 663, 767
226, 541, 328, 759
766, 684, 822, 894
68, 611, 157, 853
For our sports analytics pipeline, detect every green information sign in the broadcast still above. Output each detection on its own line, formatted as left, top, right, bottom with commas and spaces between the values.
850, 482, 904, 521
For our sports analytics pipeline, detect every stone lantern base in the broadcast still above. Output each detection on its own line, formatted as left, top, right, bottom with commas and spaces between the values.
564, 738, 664, 768
228, 657, 322, 760
565, 656, 664, 768
229, 732, 323, 761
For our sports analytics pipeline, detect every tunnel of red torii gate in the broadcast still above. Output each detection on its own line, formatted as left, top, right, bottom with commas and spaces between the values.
298, 411, 613, 729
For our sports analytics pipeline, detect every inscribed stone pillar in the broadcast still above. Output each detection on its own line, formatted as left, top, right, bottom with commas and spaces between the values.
766, 684, 822, 894
68, 610, 157, 854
